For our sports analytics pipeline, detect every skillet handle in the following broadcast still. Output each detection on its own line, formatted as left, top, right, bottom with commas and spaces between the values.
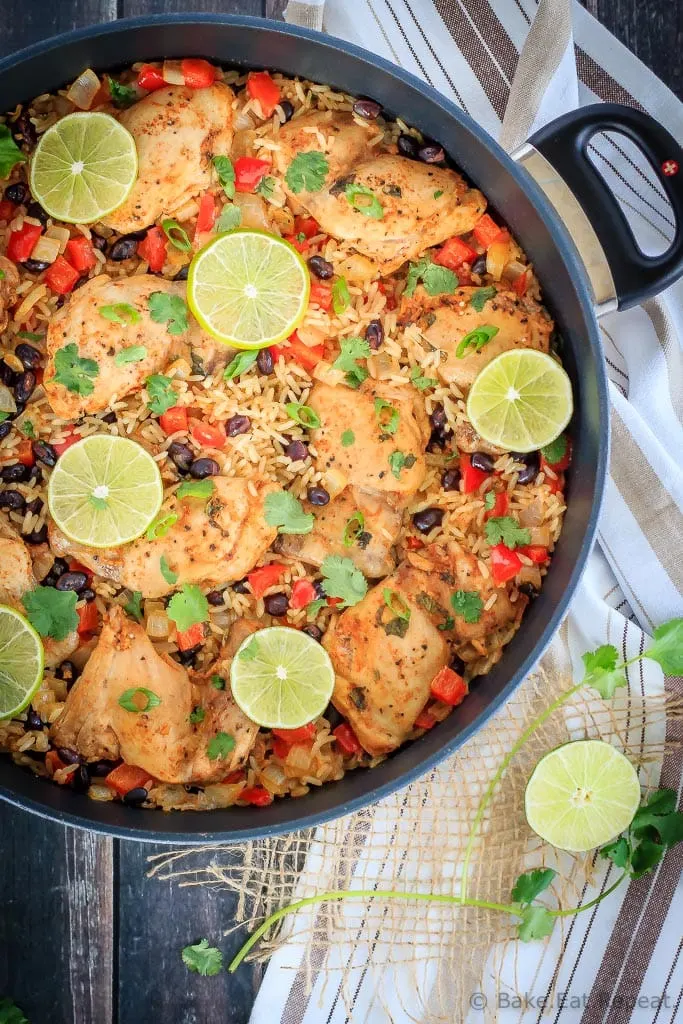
512, 103, 683, 312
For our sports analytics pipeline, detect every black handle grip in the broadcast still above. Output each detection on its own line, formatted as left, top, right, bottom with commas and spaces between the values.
528, 103, 683, 310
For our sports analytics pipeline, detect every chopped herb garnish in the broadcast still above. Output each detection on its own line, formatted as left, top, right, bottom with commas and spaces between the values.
213, 155, 235, 199
255, 175, 276, 200
107, 77, 138, 108
22, 586, 78, 641
99, 302, 141, 326
484, 491, 497, 511
0, 124, 26, 178
332, 276, 351, 315
285, 151, 329, 194
388, 450, 416, 479
433, 189, 444, 199
224, 350, 258, 380
216, 204, 242, 232
540, 433, 568, 465
456, 324, 499, 358
123, 590, 143, 621
114, 345, 147, 367
148, 292, 189, 335
189, 706, 206, 724
374, 397, 399, 437
161, 218, 192, 253
146, 511, 178, 540
20, 420, 34, 439
264, 490, 314, 535
207, 731, 236, 760
145, 373, 177, 415
320, 555, 367, 607
182, 939, 224, 977
450, 590, 483, 624
470, 285, 497, 312
383, 588, 411, 621
344, 183, 384, 219
118, 687, 161, 713
210, 673, 226, 690
306, 598, 327, 619
284, 402, 321, 429
0, 413, 9, 423
404, 257, 458, 298
484, 515, 531, 548
167, 584, 209, 632
409, 366, 437, 391
53, 343, 99, 396
159, 555, 178, 586
343, 510, 365, 547
332, 336, 370, 389
177, 479, 215, 500
341, 429, 355, 447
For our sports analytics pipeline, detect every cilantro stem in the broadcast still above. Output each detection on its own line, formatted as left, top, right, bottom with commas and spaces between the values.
551, 872, 627, 916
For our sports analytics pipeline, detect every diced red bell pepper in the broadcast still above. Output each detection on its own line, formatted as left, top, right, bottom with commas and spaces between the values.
520, 544, 549, 564
333, 723, 363, 755
64, 236, 97, 273
289, 579, 316, 610
17, 439, 35, 466
52, 429, 81, 457
77, 600, 99, 637
105, 763, 153, 796
247, 563, 287, 599
430, 666, 468, 706
326, 596, 343, 608
309, 281, 333, 311
181, 59, 216, 89
473, 213, 508, 250
45, 256, 80, 294
190, 419, 226, 449
234, 157, 270, 193
541, 435, 572, 472
461, 454, 489, 493
176, 622, 205, 651
159, 405, 188, 435
273, 723, 316, 744
137, 65, 165, 91
294, 215, 320, 239
271, 332, 324, 372
434, 235, 478, 271
0, 199, 15, 221
406, 536, 425, 550
240, 785, 273, 806
544, 471, 565, 496
195, 192, 217, 235
271, 737, 293, 760
46, 750, 67, 776
490, 543, 523, 584
414, 708, 436, 730
284, 233, 309, 254
222, 769, 246, 785
137, 226, 167, 272
7, 222, 42, 263
512, 269, 529, 297
484, 490, 509, 520
246, 71, 281, 119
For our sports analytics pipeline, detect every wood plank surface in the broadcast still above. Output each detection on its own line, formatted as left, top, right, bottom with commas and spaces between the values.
121, 0, 264, 17
0, 1, 116, 57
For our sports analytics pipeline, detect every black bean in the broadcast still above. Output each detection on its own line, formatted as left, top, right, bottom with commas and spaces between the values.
285, 439, 308, 462
427, 428, 452, 453
14, 111, 37, 148
0, 489, 26, 511
80, 588, 96, 603
226, 414, 250, 437
108, 237, 138, 261
45, 558, 70, 585
412, 506, 445, 534
397, 133, 419, 159
0, 360, 18, 387
429, 404, 447, 431
418, 144, 445, 164
21, 259, 49, 274
324, 703, 343, 729
365, 319, 384, 350
24, 523, 48, 544
56, 571, 88, 593
264, 592, 289, 617
15, 342, 41, 369
302, 624, 323, 642
279, 99, 294, 123
27, 465, 42, 485
313, 578, 326, 599
25, 707, 44, 730
174, 265, 189, 282
353, 98, 382, 120
510, 450, 540, 485
55, 660, 78, 685
1, 463, 30, 483
307, 255, 334, 279
123, 787, 148, 806
101, 411, 117, 424
176, 646, 201, 667
206, 589, 224, 606
4, 181, 28, 204
449, 654, 466, 675
307, 485, 330, 506
518, 582, 539, 600
232, 578, 249, 594
189, 457, 220, 479
90, 232, 107, 251
72, 764, 91, 792
0, 422, 11, 441
441, 468, 461, 491
56, 747, 81, 765
31, 439, 56, 467
184, 784, 203, 795
168, 441, 194, 473
26, 201, 48, 225
256, 347, 274, 375
470, 451, 495, 474
25, 497, 43, 515
471, 255, 487, 276
90, 759, 117, 777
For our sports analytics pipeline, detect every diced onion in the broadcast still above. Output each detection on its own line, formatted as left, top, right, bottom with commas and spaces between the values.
45, 225, 71, 252
162, 60, 185, 85
370, 351, 395, 380
145, 605, 170, 639
518, 500, 543, 527
31, 235, 61, 265
312, 360, 345, 386
518, 565, 542, 589
324, 467, 349, 498
296, 324, 326, 348
486, 239, 509, 281
232, 192, 270, 230
66, 69, 101, 110
503, 258, 527, 282
286, 744, 313, 772
261, 763, 287, 791
0, 383, 17, 416
335, 253, 376, 284
528, 525, 551, 546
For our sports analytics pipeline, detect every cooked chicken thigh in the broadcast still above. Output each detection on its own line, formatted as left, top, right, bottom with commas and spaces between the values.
308, 381, 429, 509
399, 285, 553, 391
48, 475, 279, 599
273, 110, 381, 187
100, 83, 235, 234
0, 255, 19, 332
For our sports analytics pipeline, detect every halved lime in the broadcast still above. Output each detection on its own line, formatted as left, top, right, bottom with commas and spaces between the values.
467, 349, 573, 453
0, 605, 44, 719
30, 112, 138, 223
187, 229, 310, 349
525, 740, 641, 852
230, 626, 335, 729
48, 435, 163, 548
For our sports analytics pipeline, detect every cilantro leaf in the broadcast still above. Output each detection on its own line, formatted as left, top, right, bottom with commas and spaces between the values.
118, 687, 161, 713
20, 420, 35, 439
216, 204, 242, 232
224, 350, 258, 380
177, 479, 215, 500
332, 336, 370, 389
213, 155, 235, 199
409, 366, 437, 391
540, 433, 568, 466
0, 997, 30, 1024
341, 429, 355, 447
388, 450, 416, 479
159, 555, 178, 586
320, 555, 367, 608
374, 398, 399, 436
148, 292, 189, 335
451, 590, 483, 624
455, 325, 499, 358
123, 590, 143, 621
644, 618, 683, 675
404, 257, 458, 298
207, 731, 236, 760
517, 905, 555, 942
631, 788, 683, 847
22, 587, 78, 641
264, 490, 315, 535
511, 867, 556, 905
189, 706, 206, 724
107, 77, 138, 108
145, 374, 177, 415
484, 515, 531, 549
332, 276, 351, 314
306, 598, 327, 619
581, 644, 627, 699
285, 151, 329, 194
484, 491, 496, 511
181, 938, 224, 976
470, 285, 497, 312
53, 343, 99, 396
210, 674, 225, 690
114, 345, 147, 367
600, 836, 631, 869
0, 124, 27, 178
630, 840, 665, 878
167, 584, 209, 632
100, 302, 141, 326
255, 175, 276, 200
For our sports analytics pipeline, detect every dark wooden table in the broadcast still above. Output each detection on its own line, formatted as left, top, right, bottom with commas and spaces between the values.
0, 3, 680, 1023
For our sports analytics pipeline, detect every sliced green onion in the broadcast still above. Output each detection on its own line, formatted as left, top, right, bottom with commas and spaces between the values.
114, 345, 147, 367
344, 183, 384, 219
456, 325, 499, 358
118, 687, 161, 713
100, 302, 141, 326
383, 588, 411, 621
343, 510, 365, 547
374, 397, 399, 436
146, 511, 178, 541
332, 276, 351, 315
161, 218, 192, 253
285, 402, 321, 429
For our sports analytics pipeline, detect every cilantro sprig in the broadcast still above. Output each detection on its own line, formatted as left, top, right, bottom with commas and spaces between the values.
484, 515, 531, 549
148, 292, 189, 335
404, 257, 458, 298
332, 336, 370, 388
285, 151, 329, 194
320, 555, 367, 608
0, 124, 26, 178
167, 584, 209, 632
22, 587, 78, 641
264, 490, 314, 535
182, 939, 224, 976
53, 343, 99, 397
451, 590, 483, 624
145, 374, 177, 415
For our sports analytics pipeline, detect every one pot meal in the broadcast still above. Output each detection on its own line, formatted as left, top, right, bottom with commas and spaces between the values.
0, 60, 572, 810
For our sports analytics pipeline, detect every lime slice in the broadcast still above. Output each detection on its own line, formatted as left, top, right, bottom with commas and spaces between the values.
525, 739, 641, 852
30, 112, 138, 224
467, 349, 573, 453
0, 605, 44, 719
230, 626, 335, 729
48, 435, 163, 548
188, 229, 310, 349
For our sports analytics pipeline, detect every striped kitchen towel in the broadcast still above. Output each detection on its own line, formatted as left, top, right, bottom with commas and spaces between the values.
248, 1, 683, 1020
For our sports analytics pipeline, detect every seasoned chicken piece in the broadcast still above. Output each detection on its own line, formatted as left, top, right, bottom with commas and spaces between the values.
308, 381, 429, 509
273, 110, 381, 189
452, 420, 505, 457
278, 486, 401, 578
297, 154, 486, 275
399, 285, 553, 391
49, 475, 279, 599
101, 83, 234, 234
52, 608, 260, 784
324, 542, 525, 755
0, 255, 19, 332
